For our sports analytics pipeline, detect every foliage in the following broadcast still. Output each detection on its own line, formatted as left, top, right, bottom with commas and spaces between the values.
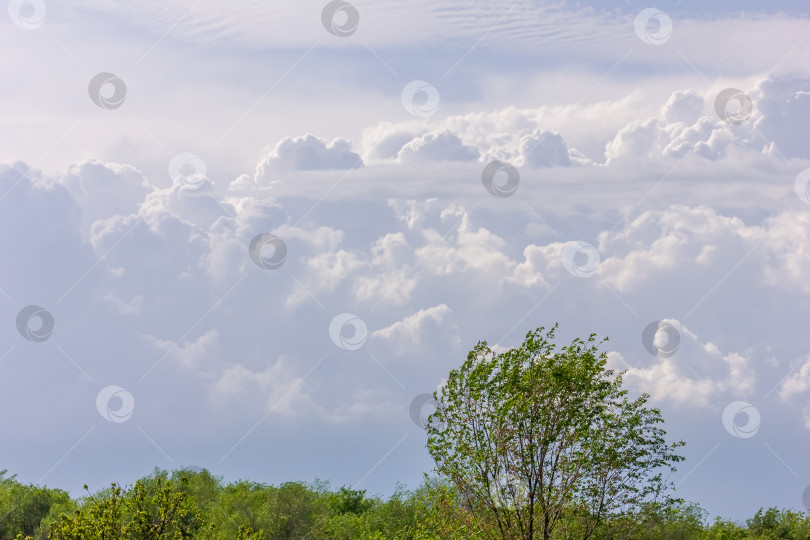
0, 470, 72, 540
0, 467, 808, 539
48, 472, 202, 539
426, 325, 685, 540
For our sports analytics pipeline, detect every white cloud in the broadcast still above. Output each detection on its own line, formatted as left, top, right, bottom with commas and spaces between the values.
145, 329, 220, 370
255, 134, 363, 180
761, 210, 810, 294
387, 198, 438, 230
603, 106, 744, 162
754, 77, 810, 159
604, 77, 810, 163
363, 107, 591, 167
361, 122, 425, 162
661, 89, 705, 125
414, 205, 514, 278
611, 320, 755, 407
137, 180, 232, 232
372, 304, 459, 351
778, 356, 810, 401
597, 205, 762, 294
103, 293, 144, 316
208, 356, 312, 419
397, 130, 480, 163
519, 130, 572, 168
57, 160, 153, 239
511, 243, 563, 289
354, 232, 416, 304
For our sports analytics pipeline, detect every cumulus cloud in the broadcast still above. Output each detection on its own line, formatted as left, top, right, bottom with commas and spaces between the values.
596, 205, 762, 294
604, 77, 810, 163
519, 130, 572, 168
137, 178, 232, 232
413, 205, 515, 278
103, 292, 144, 316
604, 86, 742, 162
661, 89, 705, 125
356, 81, 810, 169
57, 160, 152, 238
592, 205, 810, 306
254, 134, 363, 182
387, 198, 439, 230
361, 122, 425, 162
609, 320, 755, 407
761, 210, 810, 294
354, 232, 416, 304
778, 355, 810, 401
372, 304, 459, 351
604, 112, 742, 162
397, 130, 480, 163
145, 329, 221, 370
360, 107, 594, 167
357, 76, 810, 169
208, 357, 294, 407
754, 77, 810, 160
0, 162, 97, 303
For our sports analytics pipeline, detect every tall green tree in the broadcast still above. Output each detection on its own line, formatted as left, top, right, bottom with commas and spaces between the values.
426, 325, 685, 540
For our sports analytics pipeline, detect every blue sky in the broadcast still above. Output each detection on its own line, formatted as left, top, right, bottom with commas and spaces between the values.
2, 0, 810, 523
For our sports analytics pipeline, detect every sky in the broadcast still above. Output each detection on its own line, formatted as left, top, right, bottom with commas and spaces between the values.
1, 0, 810, 523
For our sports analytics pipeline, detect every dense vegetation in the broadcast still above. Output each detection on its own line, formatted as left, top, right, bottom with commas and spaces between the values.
1, 468, 809, 539
4, 326, 807, 539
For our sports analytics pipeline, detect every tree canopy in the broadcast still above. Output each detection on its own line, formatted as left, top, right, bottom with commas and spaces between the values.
426, 325, 686, 540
